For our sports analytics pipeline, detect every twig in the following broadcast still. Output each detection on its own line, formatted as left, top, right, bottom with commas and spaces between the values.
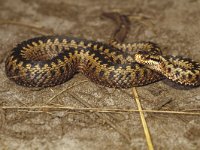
1, 106, 200, 115
132, 88, 154, 150
45, 80, 88, 104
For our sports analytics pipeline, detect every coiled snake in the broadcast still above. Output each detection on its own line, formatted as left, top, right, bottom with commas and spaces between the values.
5, 13, 200, 88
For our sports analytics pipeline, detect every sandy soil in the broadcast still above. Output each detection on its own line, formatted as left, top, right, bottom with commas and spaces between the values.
0, 0, 200, 149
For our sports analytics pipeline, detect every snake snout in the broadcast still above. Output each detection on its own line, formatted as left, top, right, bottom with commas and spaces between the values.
134, 51, 151, 64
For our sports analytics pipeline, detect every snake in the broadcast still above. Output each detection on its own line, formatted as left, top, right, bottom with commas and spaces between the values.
5, 13, 200, 88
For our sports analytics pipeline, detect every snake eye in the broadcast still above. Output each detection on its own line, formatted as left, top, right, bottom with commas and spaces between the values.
136, 51, 150, 59
137, 50, 147, 55
141, 53, 150, 60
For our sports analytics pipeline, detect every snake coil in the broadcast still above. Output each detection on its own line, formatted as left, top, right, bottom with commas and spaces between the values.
5, 13, 200, 88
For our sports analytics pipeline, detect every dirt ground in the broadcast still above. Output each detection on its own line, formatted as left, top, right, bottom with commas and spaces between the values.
0, 0, 200, 149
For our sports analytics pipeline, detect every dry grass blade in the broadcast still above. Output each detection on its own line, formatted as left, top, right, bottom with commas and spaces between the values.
45, 80, 88, 104
132, 87, 154, 150
1, 106, 200, 115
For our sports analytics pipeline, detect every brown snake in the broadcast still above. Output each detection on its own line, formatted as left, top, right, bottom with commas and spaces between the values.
5, 13, 200, 88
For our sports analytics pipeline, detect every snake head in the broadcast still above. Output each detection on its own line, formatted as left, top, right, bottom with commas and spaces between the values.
134, 50, 162, 72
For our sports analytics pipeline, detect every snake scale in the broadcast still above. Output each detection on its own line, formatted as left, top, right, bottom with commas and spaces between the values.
5, 13, 200, 88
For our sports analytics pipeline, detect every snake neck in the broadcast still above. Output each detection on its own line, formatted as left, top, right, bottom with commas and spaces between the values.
135, 53, 200, 86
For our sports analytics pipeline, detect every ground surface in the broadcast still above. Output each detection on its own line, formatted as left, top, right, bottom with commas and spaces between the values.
0, 0, 200, 149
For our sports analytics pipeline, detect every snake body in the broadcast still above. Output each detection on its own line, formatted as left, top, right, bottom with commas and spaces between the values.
5, 36, 165, 88
5, 13, 200, 88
